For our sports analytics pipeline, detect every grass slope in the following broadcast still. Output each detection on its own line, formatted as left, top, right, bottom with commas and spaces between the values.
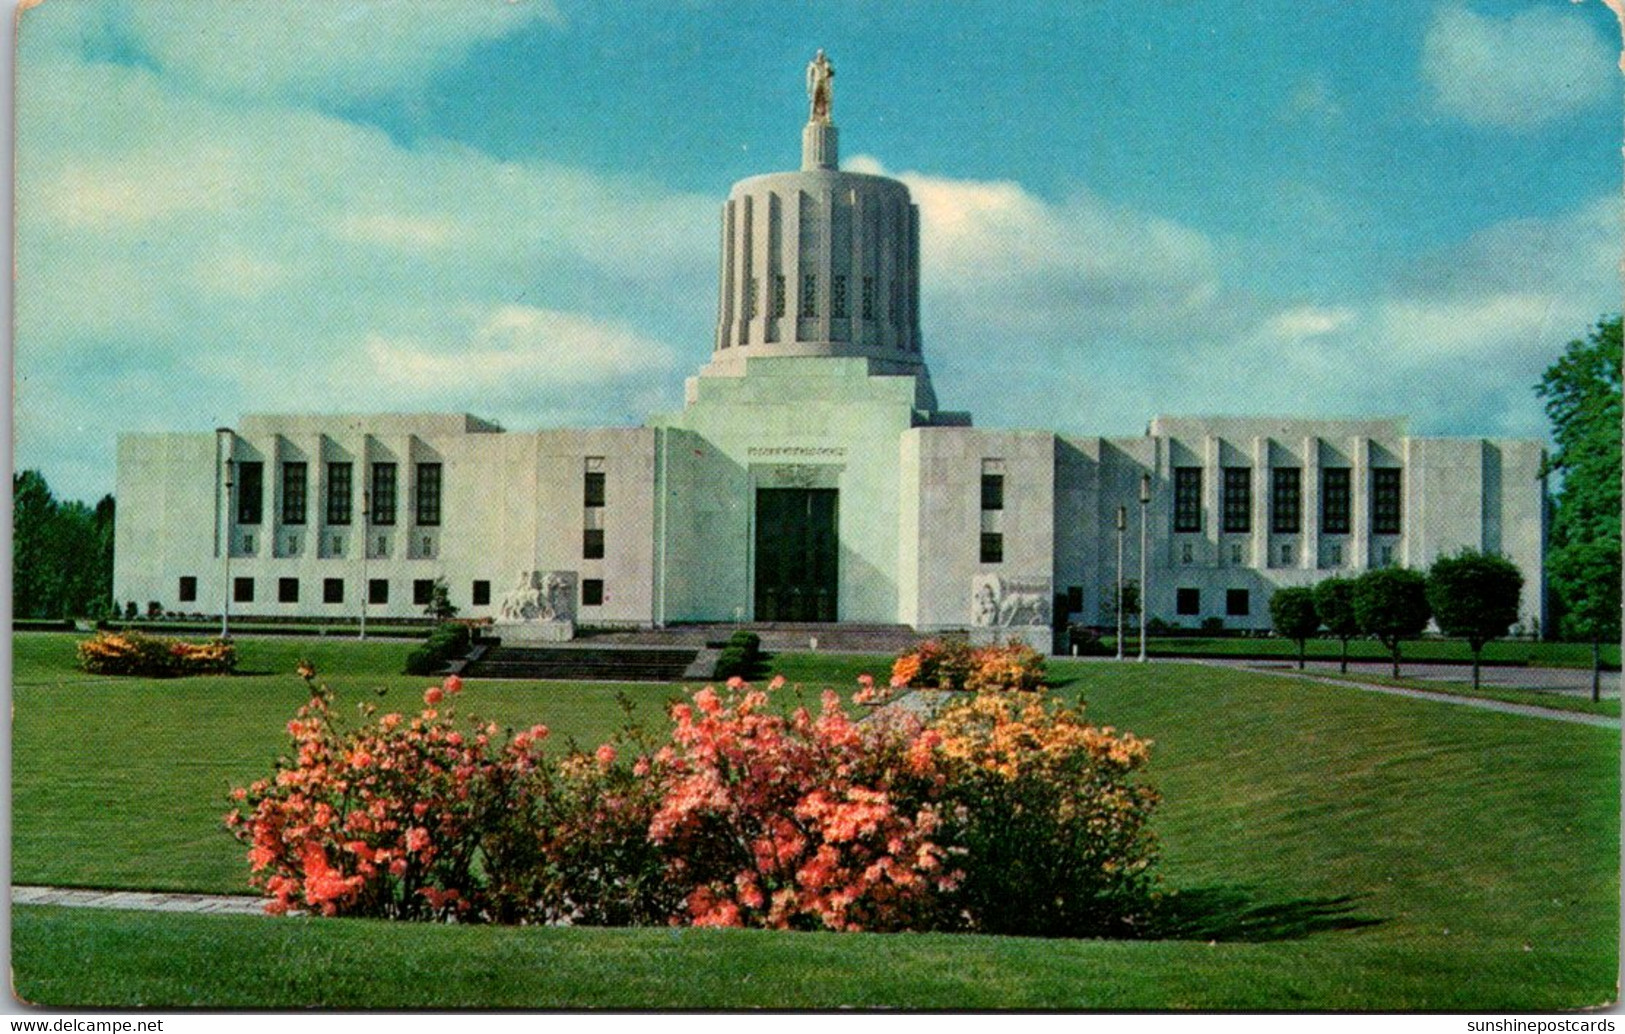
10, 633, 1619, 1009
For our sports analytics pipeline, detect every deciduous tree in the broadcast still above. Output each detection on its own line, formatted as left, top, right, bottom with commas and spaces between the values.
1425, 550, 1523, 691
1312, 577, 1360, 674
1352, 568, 1431, 679
1268, 587, 1321, 669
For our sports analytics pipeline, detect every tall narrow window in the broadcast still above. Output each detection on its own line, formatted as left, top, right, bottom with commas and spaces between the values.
861, 276, 876, 320
583, 528, 605, 559
584, 461, 606, 507
369, 579, 389, 605
1372, 468, 1403, 535
745, 276, 759, 320
472, 581, 491, 606
371, 463, 397, 526
415, 463, 442, 526
281, 462, 307, 525
1222, 467, 1251, 533
981, 474, 1004, 511
582, 579, 605, 607
980, 533, 1003, 564
801, 273, 818, 317
1321, 468, 1351, 535
327, 462, 352, 525
237, 462, 263, 525
1173, 467, 1202, 533
831, 274, 848, 318
178, 576, 197, 603
1272, 467, 1301, 534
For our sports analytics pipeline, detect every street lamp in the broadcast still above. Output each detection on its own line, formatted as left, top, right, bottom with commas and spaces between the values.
1115, 505, 1126, 661
359, 489, 371, 641
1138, 472, 1151, 664
221, 456, 235, 640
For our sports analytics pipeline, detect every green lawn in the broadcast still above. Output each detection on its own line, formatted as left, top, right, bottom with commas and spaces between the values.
10, 632, 1619, 1009
1100, 635, 1621, 670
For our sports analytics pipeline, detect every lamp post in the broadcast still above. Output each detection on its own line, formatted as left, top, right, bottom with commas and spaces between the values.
221, 456, 235, 640
359, 489, 370, 641
1115, 505, 1126, 661
1138, 472, 1151, 663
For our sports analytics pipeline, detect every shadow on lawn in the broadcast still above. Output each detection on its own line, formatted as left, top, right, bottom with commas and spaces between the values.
1145, 886, 1383, 942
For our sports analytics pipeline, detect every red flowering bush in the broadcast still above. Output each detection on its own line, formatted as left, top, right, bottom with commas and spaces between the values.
226, 671, 550, 920
641, 679, 959, 931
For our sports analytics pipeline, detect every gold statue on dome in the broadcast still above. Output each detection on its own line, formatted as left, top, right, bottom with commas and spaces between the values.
807, 49, 834, 123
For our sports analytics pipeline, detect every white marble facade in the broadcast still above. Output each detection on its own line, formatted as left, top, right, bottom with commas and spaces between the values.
113, 97, 1547, 641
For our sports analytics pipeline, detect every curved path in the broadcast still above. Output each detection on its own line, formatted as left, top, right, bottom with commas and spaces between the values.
1189, 659, 1620, 729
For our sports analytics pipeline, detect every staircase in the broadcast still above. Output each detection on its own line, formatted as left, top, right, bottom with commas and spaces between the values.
462, 644, 700, 683
580, 623, 926, 655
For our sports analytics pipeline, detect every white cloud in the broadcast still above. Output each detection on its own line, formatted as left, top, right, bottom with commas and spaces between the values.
364, 305, 677, 393
14, 53, 712, 499
120, 0, 563, 102
852, 157, 1221, 341
1422, 5, 1615, 128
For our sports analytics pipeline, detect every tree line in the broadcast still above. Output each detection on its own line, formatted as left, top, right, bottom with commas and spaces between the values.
13, 470, 115, 621
1267, 552, 1525, 693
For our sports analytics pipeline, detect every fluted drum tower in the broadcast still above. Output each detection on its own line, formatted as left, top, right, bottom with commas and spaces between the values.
704, 51, 931, 398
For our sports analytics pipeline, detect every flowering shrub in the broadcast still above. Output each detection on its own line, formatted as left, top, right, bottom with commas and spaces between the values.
930, 692, 1160, 936
642, 679, 959, 932
78, 630, 236, 677
891, 639, 1045, 693
226, 670, 550, 920
228, 667, 1160, 939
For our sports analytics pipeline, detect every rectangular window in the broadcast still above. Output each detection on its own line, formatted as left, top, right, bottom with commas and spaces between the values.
1329, 544, 1343, 566
832, 274, 848, 318
472, 580, 491, 606
236, 462, 263, 525
583, 528, 605, 559
323, 578, 344, 604
413, 579, 434, 606
415, 463, 442, 526
327, 462, 352, 525
584, 471, 606, 508
1271, 467, 1301, 534
1173, 467, 1202, 533
582, 578, 605, 607
981, 474, 1004, 511
1280, 542, 1294, 565
1222, 467, 1251, 534
861, 276, 876, 320
278, 577, 299, 604
770, 274, 785, 318
1372, 468, 1402, 535
1230, 542, 1243, 565
980, 532, 1004, 564
371, 463, 397, 526
368, 579, 389, 605
1226, 589, 1250, 617
1181, 542, 1193, 565
801, 273, 818, 317
281, 462, 307, 525
178, 576, 197, 603
1321, 468, 1351, 535
233, 577, 254, 603
1380, 545, 1394, 567
1176, 587, 1200, 615
745, 276, 759, 320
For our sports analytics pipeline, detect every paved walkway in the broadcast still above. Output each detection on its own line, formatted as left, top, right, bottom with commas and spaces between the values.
1215, 657, 1620, 698
1189, 660, 1620, 729
12, 885, 267, 915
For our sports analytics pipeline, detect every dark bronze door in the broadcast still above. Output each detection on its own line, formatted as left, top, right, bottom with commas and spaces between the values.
753, 488, 838, 623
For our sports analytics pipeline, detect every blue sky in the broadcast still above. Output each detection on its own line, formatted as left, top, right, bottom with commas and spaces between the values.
14, 0, 1622, 502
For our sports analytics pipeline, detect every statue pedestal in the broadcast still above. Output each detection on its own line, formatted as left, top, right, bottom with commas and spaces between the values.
492, 620, 575, 644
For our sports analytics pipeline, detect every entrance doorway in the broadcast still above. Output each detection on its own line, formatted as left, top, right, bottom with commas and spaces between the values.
753, 488, 838, 622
